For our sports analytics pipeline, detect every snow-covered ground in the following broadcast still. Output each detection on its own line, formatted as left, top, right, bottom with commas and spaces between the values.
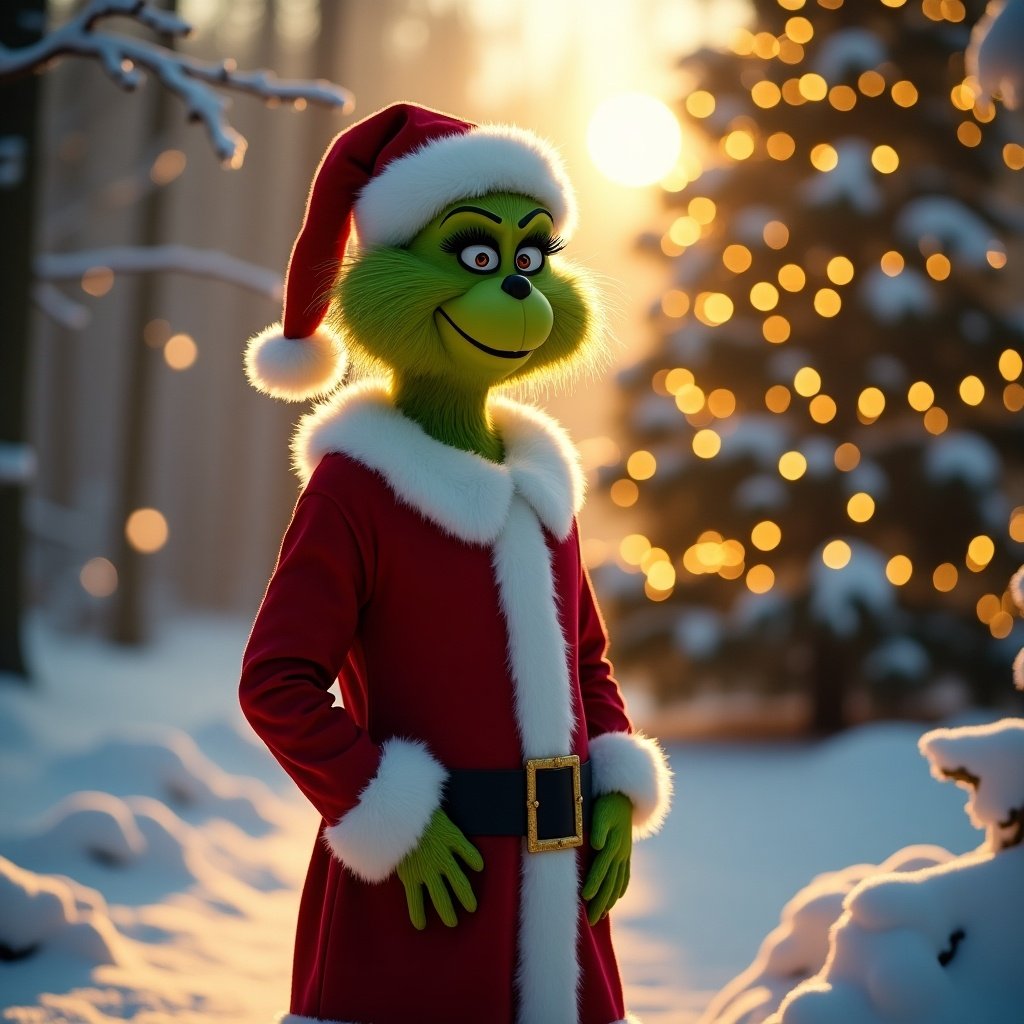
0, 616, 984, 1023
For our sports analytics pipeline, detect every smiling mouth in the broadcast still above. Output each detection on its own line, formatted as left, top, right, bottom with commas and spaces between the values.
436, 308, 532, 360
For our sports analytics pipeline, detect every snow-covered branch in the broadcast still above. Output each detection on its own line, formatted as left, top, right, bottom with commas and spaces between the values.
36, 245, 283, 300
0, 0, 353, 165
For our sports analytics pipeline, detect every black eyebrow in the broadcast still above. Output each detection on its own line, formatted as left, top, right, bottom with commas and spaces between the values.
517, 208, 553, 228
440, 205, 503, 225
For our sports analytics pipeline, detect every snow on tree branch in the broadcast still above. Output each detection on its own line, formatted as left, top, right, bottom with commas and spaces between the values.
0, 0, 353, 166
36, 245, 283, 300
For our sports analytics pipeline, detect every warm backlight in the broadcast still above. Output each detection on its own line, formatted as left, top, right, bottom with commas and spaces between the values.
588, 93, 683, 187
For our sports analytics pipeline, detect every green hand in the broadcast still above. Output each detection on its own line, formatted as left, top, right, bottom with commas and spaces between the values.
396, 808, 484, 930
582, 792, 633, 926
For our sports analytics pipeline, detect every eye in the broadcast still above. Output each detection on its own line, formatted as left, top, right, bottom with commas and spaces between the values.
459, 244, 500, 273
515, 246, 544, 274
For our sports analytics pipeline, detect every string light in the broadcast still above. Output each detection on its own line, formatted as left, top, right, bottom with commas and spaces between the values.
724, 130, 756, 160
880, 250, 904, 276
871, 145, 899, 173
752, 81, 782, 108
891, 81, 919, 107
907, 381, 935, 411
685, 91, 716, 118
689, 197, 717, 224
752, 32, 781, 59
610, 479, 639, 507
767, 132, 797, 160
966, 534, 995, 571
858, 71, 886, 97
809, 394, 837, 423
763, 315, 791, 343
1009, 507, 1024, 542
778, 451, 807, 480
619, 534, 651, 566
666, 367, 695, 394
723, 244, 753, 272
959, 375, 985, 405
707, 389, 737, 417
926, 253, 951, 280
858, 387, 886, 419
661, 290, 690, 318
991, 611, 1014, 639
782, 79, 807, 106
924, 407, 949, 434
675, 383, 706, 414
80, 557, 118, 597
987, 249, 1007, 269
751, 282, 781, 311
1005, 384, 1024, 412
810, 143, 839, 171
826, 256, 855, 285
822, 540, 852, 569
814, 288, 842, 317
999, 350, 1022, 380
164, 333, 197, 370
886, 555, 913, 585
828, 85, 857, 111
957, 121, 982, 147
798, 73, 828, 102
785, 16, 813, 42
669, 216, 701, 247
778, 39, 805, 64
933, 563, 958, 592
778, 264, 806, 291
696, 292, 735, 326
81, 266, 114, 297
125, 508, 169, 554
693, 429, 722, 458
794, 367, 821, 396
763, 221, 790, 248
1004, 144, 1024, 170
765, 384, 792, 412
977, 593, 1001, 623
847, 493, 876, 522
834, 442, 860, 471
746, 564, 775, 593
751, 520, 782, 550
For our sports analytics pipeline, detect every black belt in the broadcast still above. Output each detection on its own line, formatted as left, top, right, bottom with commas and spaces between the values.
443, 756, 591, 853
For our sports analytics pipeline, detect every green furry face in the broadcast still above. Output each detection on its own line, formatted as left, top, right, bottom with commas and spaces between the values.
328, 193, 600, 391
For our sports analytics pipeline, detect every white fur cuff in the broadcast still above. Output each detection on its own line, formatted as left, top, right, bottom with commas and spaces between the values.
245, 322, 346, 402
322, 738, 447, 883
589, 731, 673, 839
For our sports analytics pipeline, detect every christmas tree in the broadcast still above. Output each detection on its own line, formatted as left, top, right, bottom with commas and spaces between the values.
606, 0, 1024, 732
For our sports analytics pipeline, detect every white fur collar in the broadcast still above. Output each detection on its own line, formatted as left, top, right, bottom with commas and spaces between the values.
291, 381, 584, 544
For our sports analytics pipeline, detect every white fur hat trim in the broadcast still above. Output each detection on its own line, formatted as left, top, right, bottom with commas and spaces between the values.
244, 323, 347, 402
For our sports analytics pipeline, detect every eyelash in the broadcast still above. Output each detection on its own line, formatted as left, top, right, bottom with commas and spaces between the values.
521, 232, 567, 256
440, 228, 498, 253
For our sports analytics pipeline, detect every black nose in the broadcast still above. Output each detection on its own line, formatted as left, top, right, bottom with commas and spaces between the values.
501, 274, 533, 300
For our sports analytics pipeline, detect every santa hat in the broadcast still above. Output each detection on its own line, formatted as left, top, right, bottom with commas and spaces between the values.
246, 102, 577, 401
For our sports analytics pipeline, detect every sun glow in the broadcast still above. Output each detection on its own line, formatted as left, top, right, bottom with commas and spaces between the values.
588, 93, 683, 187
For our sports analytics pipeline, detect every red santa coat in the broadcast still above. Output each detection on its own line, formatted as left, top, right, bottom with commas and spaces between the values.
240, 382, 672, 1024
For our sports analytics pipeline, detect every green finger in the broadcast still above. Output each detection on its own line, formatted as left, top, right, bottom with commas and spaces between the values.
593, 857, 622, 917
405, 879, 427, 931
583, 848, 613, 900
445, 860, 478, 914
590, 813, 610, 852
453, 833, 484, 872
425, 873, 458, 928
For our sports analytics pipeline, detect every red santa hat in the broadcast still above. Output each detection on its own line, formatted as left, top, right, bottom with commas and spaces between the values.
245, 102, 577, 401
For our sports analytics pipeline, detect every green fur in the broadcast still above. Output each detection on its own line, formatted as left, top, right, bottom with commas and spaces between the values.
326, 193, 606, 461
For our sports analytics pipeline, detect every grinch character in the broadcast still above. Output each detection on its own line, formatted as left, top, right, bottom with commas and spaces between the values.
239, 103, 672, 1024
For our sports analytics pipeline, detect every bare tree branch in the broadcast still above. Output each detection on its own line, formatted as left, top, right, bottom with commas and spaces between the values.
0, 0, 353, 165
36, 244, 283, 300
31, 281, 90, 329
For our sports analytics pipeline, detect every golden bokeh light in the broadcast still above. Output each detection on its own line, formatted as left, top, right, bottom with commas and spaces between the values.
150, 148, 187, 186
763, 221, 790, 249
810, 143, 839, 171
880, 250, 905, 276
858, 70, 886, 97
627, 450, 657, 480
746, 564, 775, 594
767, 132, 797, 160
81, 266, 114, 297
933, 562, 958, 592
957, 121, 982, 147
959, 375, 985, 405
1004, 143, 1024, 170
907, 381, 935, 411
794, 366, 821, 397
886, 554, 913, 585
164, 333, 198, 371
723, 244, 753, 273
924, 406, 949, 434
1010, 507, 1024, 543
828, 85, 857, 111
778, 450, 807, 480
661, 290, 690, 318
1005, 384, 1024, 412
610, 479, 639, 507
686, 90, 716, 118
926, 253, 951, 280
675, 383, 706, 414
763, 315, 791, 344
826, 256, 854, 285
689, 197, 717, 224
724, 130, 756, 161
646, 561, 676, 592
858, 387, 886, 419
999, 349, 1023, 380
799, 73, 828, 102
707, 388, 737, 418
987, 249, 1007, 269
640, 546, 669, 573
752, 32, 781, 59
750, 282, 781, 311
588, 93, 683, 187
619, 534, 651, 565
696, 292, 735, 326
785, 16, 813, 42
822, 540, 852, 569
778, 264, 806, 291
693, 429, 722, 458
80, 557, 118, 598
967, 534, 995, 570
834, 442, 861, 471
125, 508, 169, 554
765, 384, 792, 413
669, 216, 701, 247
891, 81, 919, 107
871, 144, 900, 173
990, 611, 1014, 639
809, 394, 837, 423
751, 520, 781, 551
752, 80, 782, 108
977, 593, 1001, 623
814, 288, 842, 317
666, 367, 695, 394
778, 0, 805, 8
778, 38, 805, 65
847, 492, 876, 523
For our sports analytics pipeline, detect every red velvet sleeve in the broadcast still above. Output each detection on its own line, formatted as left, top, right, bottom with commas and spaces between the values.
239, 476, 381, 825
576, 527, 633, 740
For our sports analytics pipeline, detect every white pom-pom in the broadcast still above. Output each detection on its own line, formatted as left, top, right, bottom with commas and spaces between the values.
244, 323, 347, 402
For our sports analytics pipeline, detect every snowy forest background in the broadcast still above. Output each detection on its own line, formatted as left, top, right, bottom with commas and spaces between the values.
3, 0, 1024, 1021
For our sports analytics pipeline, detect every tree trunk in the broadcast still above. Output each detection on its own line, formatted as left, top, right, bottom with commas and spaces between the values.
0, 0, 46, 681
107, 1, 176, 645
809, 632, 849, 736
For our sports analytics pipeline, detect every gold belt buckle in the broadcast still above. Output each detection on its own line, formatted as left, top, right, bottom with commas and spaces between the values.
525, 754, 583, 854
